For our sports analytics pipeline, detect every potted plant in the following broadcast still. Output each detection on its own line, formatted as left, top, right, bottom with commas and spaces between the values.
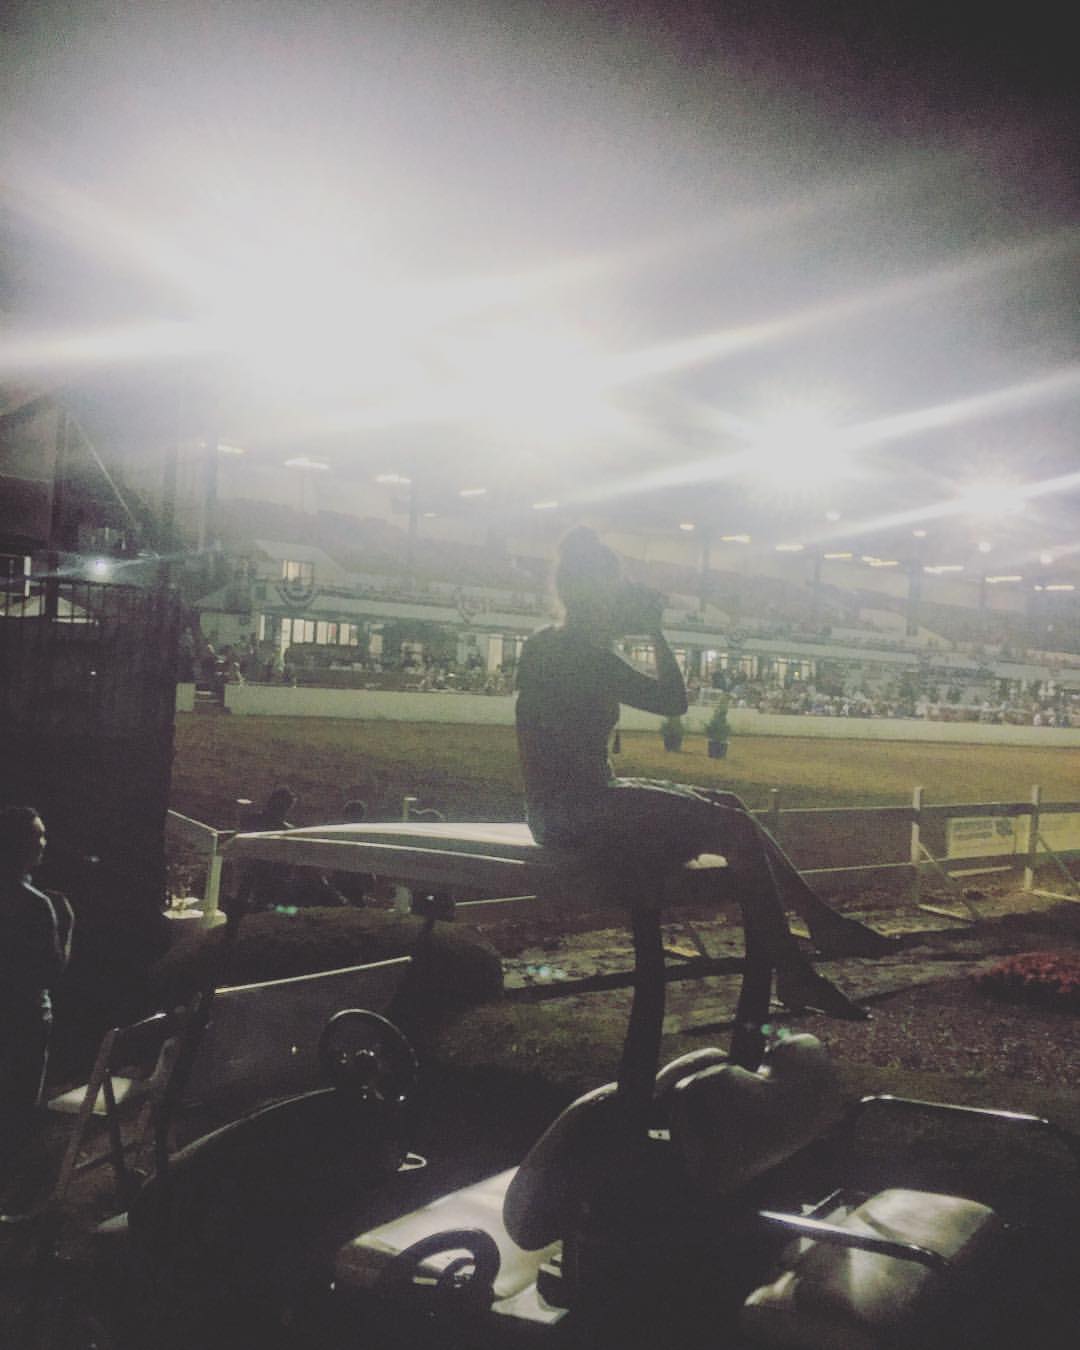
703, 701, 731, 759
660, 715, 685, 752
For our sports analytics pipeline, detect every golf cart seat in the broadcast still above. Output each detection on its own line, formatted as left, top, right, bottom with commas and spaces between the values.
667, 1034, 845, 1196
333, 1036, 848, 1328
334, 1167, 563, 1320
741, 1186, 1004, 1350
333, 1035, 1017, 1349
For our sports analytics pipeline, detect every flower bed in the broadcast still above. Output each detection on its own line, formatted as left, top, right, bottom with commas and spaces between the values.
974, 950, 1080, 1013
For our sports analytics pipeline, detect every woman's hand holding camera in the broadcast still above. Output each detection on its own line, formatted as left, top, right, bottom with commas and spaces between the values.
618, 582, 666, 636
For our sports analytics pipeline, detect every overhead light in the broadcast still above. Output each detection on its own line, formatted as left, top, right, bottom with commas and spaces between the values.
679, 522, 695, 532
925, 564, 964, 574
459, 487, 488, 498
284, 456, 329, 470
987, 575, 1022, 584
1046, 583, 1075, 592
976, 541, 992, 554
912, 528, 928, 538
823, 551, 853, 560
375, 473, 411, 486
775, 543, 804, 553
720, 534, 751, 544
869, 558, 899, 568
90, 558, 111, 577
422, 511, 438, 519
1040, 551, 1054, 566
860, 555, 880, 564
531, 500, 559, 511
217, 442, 246, 456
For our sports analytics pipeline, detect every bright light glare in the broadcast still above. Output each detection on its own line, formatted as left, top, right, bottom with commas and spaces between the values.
775, 542, 804, 552
1040, 551, 1054, 565
91, 558, 111, 576
720, 534, 751, 543
532, 500, 559, 510
958, 483, 1025, 519
440, 326, 621, 446
1047, 584, 1075, 592
824, 551, 853, 559
679, 522, 695, 531
925, 564, 964, 573
284, 456, 330, 471
977, 541, 992, 553
742, 404, 851, 496
987, 575, 1022, 583
375, 473, 412, 485
458, 487, 488, 498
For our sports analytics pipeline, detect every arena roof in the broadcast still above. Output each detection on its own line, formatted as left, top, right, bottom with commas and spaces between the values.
2, 2, 1077, 586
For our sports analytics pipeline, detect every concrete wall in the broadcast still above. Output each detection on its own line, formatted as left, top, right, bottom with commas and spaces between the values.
219, 683, 1080, 748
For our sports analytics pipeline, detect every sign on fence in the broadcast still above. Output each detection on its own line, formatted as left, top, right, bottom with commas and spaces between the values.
946, 811, 1080, 860
946, 816, 1021, 860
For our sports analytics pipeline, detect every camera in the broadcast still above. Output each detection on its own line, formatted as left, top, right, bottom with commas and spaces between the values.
615, 581, 664, 634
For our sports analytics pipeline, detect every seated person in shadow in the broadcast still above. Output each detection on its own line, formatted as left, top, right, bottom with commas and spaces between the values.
514, 527, 896, 1027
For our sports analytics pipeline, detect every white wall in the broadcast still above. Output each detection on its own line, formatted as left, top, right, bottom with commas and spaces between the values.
176, 682, 196, 712
220, 684, 1080, 747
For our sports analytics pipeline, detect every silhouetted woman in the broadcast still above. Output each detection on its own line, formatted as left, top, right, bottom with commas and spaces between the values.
516, 528, 895, 1063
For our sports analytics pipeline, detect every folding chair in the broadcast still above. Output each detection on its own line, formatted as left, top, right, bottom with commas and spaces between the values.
47, 1001, 205, 1205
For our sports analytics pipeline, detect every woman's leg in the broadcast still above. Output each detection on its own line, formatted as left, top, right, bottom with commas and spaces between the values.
570, 782, 867, 1019
693, 788, 898, 957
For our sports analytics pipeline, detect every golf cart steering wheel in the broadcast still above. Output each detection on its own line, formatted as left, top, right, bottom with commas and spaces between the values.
318, 1008, 419, 1108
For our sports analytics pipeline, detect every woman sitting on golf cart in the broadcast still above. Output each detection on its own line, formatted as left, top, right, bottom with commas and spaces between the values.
515, 526, 894, 1023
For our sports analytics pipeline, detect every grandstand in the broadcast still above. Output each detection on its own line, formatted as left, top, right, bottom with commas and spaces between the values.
179, 493, 1080, 728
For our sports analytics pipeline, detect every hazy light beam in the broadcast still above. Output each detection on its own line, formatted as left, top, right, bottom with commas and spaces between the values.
601, 230, 1079, 388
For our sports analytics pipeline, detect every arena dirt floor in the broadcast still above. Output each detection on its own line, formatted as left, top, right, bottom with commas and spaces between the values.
467, 877, 1080, 1095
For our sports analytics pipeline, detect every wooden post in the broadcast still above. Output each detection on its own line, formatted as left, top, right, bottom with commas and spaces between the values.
204, 839, 223, 918
1024, 784, 1041, 892
768, 788, 783, 845
910, 786, 924, 906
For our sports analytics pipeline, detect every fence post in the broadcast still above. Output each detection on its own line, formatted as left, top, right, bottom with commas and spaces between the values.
768, 788, 783, 845
204, 838, 223, 918
402, 795, 418, 821
1024, 784, 1041, 892
910, 786, 924, 906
